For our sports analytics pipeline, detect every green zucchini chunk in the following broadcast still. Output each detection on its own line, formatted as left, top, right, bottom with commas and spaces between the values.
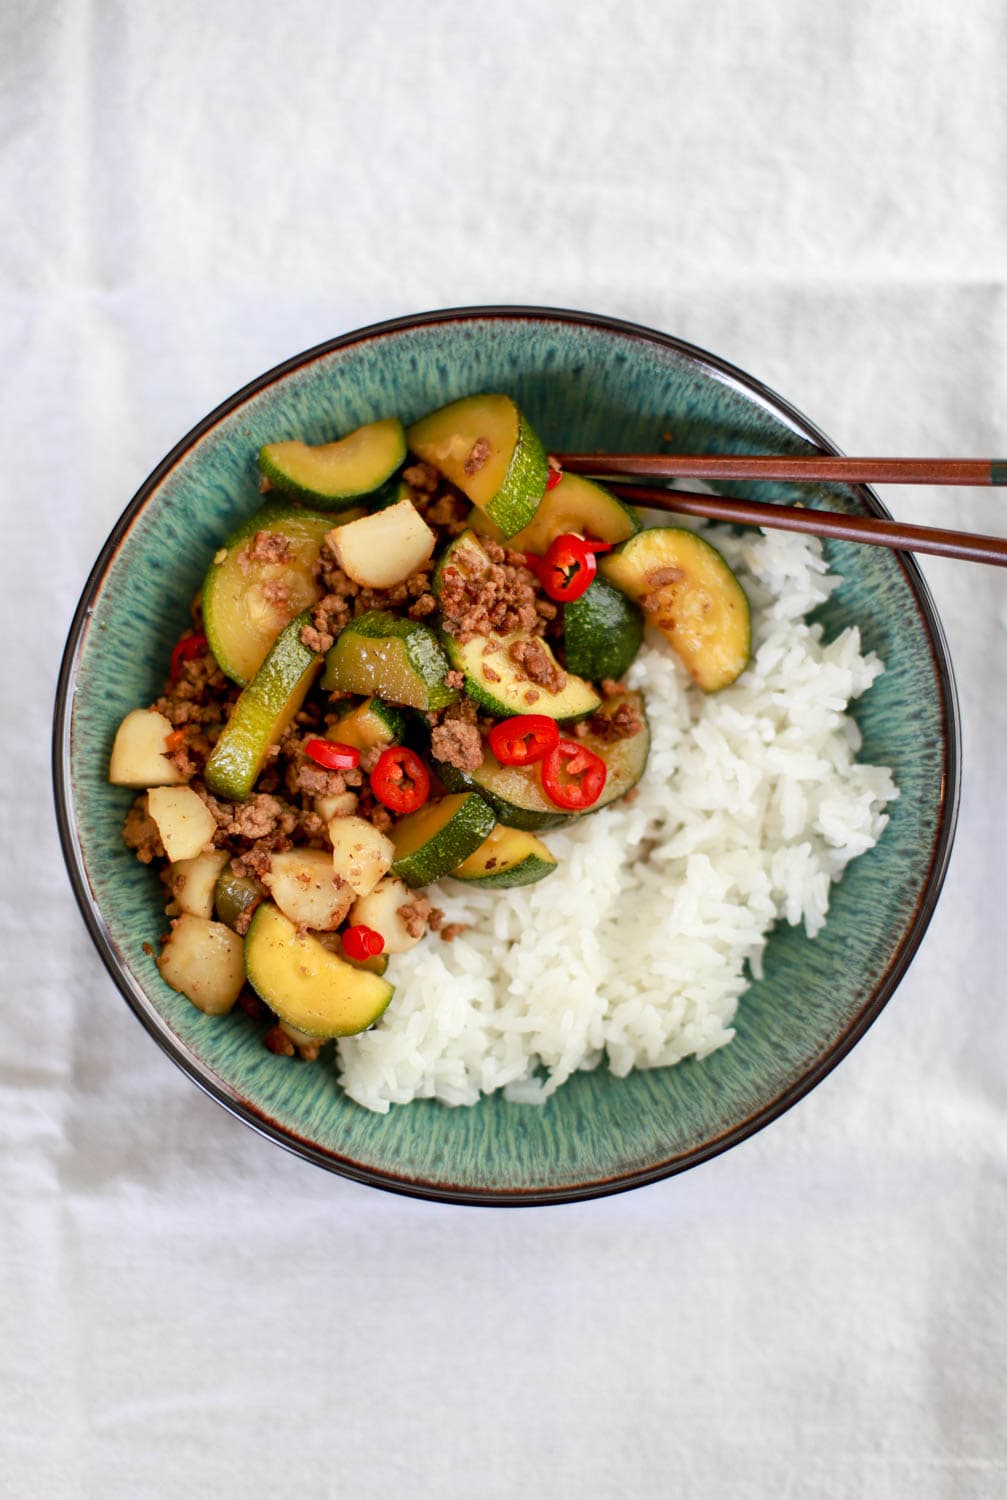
563, 578, 644, 681
204, 612, 322, 800
450, 825, 557, 888
331, 697, 407, 753
214, 866, 265, 932
258, 417, 407, 508
244, 903, 394, 1038
202, 502, 359, 687
444, 632, 600, 721
601, 528, 750, 692
322, 610, 458, 711
479, 471, 641, 553
406, 393, 547, 539
390, 792, 497, 888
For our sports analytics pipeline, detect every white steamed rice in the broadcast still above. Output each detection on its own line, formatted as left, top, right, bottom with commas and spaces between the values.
336, 524, 897, 1113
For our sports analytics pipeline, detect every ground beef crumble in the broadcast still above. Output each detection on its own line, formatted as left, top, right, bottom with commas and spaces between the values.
237, 530, 292, 574
507, 638, 566, 694
464, 436, 491, 475
642, 565, 685, 614
588, 700, 645, 742
122, 797, 164, 864
438, 539, 546, 643
398, 894, 433, 939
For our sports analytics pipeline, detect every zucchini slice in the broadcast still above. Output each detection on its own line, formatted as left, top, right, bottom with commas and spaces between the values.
258, 417, 407, 508
390, 792, 496, 888
203, 502, 359, 687
214, 866, 265, 932
601, 528, 750, 692
331, 698, 407, 753
444, 632, 600, 721
204, 612, 322, 801
435, 532, 600, 721
450, 826, 557, 888
477, 472, 641, 553
244, 902, 394, 1038
433, 690, 650, 828
406, 393, 547, 539
321, 610, 458, 711
434, 750, 571, 831
563, 577, 644, 681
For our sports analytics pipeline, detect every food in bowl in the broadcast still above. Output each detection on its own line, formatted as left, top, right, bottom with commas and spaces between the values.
108, 394, 897, 1112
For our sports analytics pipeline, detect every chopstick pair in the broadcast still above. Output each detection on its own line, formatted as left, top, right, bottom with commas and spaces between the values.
551, 453, 1007, 568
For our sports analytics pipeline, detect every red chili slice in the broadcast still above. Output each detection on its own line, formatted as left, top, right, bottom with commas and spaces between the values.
540, 737, 607, 810
370, 745, 430, 814
342, 924, 386, 961
488, 714, 559, 766
304, 738, 361, 771
536, 534, 606, 602
545, 463, 563, 491
169, 631, 208, 681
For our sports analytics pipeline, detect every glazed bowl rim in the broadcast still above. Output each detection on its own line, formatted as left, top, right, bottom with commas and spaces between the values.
52, 304, 961, 1206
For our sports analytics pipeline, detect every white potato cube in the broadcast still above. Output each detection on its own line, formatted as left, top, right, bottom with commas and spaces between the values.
350, 875, 426, 954
328, 499, 435, 589
146, 786, 217, 863
109, 708, 186, 788
314, 791, 359, 823
262, 850, 354, 931
157, 914, 245, 1015
169, 850, 229, 919
329, 816, 394, 898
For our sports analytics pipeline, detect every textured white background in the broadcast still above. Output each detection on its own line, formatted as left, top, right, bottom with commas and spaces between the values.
3, 1, 1006, 1495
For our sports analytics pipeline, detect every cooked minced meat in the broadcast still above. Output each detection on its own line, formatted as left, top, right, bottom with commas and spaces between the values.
438, 540, 544, 642
464, 436, 491, 475
431, 715, 484, 772
398, 894, 433, 938
507, 638, 566, 694
236, 530, 292, 574
589, 700, 645, 742
122, 797, 164, 864
642, 565, 685, 613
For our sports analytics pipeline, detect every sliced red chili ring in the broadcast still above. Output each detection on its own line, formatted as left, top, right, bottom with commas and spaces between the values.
538, 534, 598, 602
169, 631, 208, 681
342, 924, 386, 960
304, 738, 361, 771
540, 737, 607, 810
545, 463, 563, 491
488, 714, 560, 766
164, 729, 187, 753
370, 745, 430, 814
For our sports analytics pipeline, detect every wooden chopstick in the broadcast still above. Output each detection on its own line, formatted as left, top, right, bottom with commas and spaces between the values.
604, 482, 1007, 568
555, 452, 1007, 487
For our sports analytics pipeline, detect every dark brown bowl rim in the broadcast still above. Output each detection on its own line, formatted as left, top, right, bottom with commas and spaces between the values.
52, 305, 961, 1206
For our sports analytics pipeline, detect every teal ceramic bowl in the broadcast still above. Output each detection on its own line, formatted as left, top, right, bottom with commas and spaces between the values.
53, 308, 959, 1205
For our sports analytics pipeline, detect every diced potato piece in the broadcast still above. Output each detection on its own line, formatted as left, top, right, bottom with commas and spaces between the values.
350, 875, 426, 954
109, 708, 186, 788
169, 850, 229, 918
314, 791, 359, 823
146, 786, 217, 862
328, 499, 435, 589
157, 914, 244, 1015
330, 816, 394, 898
262, 849, 354, 931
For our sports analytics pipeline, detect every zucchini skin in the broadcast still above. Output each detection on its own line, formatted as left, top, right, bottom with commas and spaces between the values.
563, 578, 644, 681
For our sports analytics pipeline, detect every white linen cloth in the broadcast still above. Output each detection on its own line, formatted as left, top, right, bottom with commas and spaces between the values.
3, 1, 1006, 1494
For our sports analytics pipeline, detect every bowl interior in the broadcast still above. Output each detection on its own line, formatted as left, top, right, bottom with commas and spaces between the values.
57, 310, 956, 1203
